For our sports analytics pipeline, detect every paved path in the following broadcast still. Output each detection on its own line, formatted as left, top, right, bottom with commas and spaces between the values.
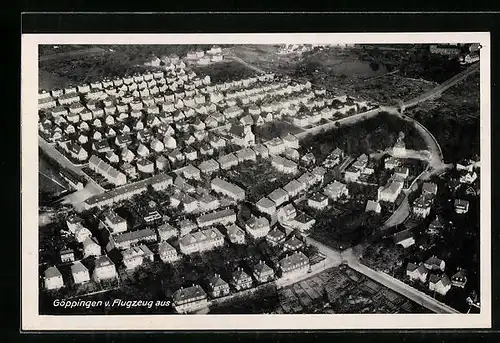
347, 260, 460, 314
402, 62, 480, 110
39, 137, 105, 202
301, 238, 460, 313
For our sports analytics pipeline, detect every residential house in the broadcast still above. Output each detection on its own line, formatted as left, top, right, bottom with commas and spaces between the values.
195, 193, 220, 212
454, 199, 470, 214
266, 228, 286, 246
301, 152, 316, 166
88, 155, 127, 186
245, 215, 271, 239
365, 200, 382, 214
172, 285, 209, 314
66, 215, 83, 233
456, 158, 475, 172
307, 193, 329, 210
181, 164, 201, 180
412, 195, 433, 218
226, 224, 246, 244
282, 133, 299, 149
231, 268, 253, 291
113, 228, 157, 250
122, 244, 154, 270
451, 269, 468, 288
177, 219, 197, 236
406, 262, 428, 283
252, 144, 270, 159
83, 237, 101, 257
256, 197, 277, 215
459, 171, 478, 184
92, 255, 117, 282
427, 216, 444, 236
429, 274, 452, 296
156, 155, 169, 171
277, 203, 297, 223
217, 153, 239, 170
208, 274, 230, 298
424, 256, 446, 272
115, 133, 133, 148
288, 211, 315, 233
422, 182, 438, 196
253, 260, 275, 284
211, 178, 245, 201
236, 148, 257, 163
393, 229, 415, 248
60, 248, 75, 263
67, 142, 88, 161
44, 266, 64, 290
159, 241, 180, 263
196, 208, 236, 228
179, 228, 225, 255
377, 177, 404, 203
283, 179, 305, 198
198, 159, 220, 175
265, 137, 286, 155
284, 236, 304, 252
228, 124, 255, 147
344, 167, 361, 182
103, 210, 127, 234
279, 252, 310, 279
71, 261, 90, 284
157, 223, 178, 241
117, 165, 140, 185
120, 148, 136, 164
268, 188, 289, 207
271, 155, 298, 174
323, 181, 349, 201
394, 166, 410, 179
311, 166, 326, 184
210, 135, 227, 150
74, 225, 92, 243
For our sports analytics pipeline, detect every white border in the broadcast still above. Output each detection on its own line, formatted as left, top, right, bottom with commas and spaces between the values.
21, 32, 491, 330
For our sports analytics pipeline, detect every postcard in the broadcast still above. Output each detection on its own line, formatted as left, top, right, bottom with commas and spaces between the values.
21, 32, 490, 330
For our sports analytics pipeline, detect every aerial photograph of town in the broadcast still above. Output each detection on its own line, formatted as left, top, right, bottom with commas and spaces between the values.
37, 42, 481, 316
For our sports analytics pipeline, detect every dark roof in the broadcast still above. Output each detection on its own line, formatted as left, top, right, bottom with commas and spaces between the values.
425, 256, 444, 267
172, 285, 207, 303
393, 229, 414, 244
114, 228, 156, 244
406, 262, 419, 272
44, 266, 62, 278
229, 124, 246, 138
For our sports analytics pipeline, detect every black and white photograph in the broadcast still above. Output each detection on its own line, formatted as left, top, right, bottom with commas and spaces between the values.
21, 32, 491, 330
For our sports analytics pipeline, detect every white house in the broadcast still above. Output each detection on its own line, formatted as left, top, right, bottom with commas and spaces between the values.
44, 266, 64, 290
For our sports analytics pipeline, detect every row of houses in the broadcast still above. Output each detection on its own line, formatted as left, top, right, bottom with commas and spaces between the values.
43, 255, 118, 290
172, 251, 310, 313
406, 257, 468, 296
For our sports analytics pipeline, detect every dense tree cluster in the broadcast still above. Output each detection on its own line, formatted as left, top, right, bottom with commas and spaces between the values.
299, 112, 428, 161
